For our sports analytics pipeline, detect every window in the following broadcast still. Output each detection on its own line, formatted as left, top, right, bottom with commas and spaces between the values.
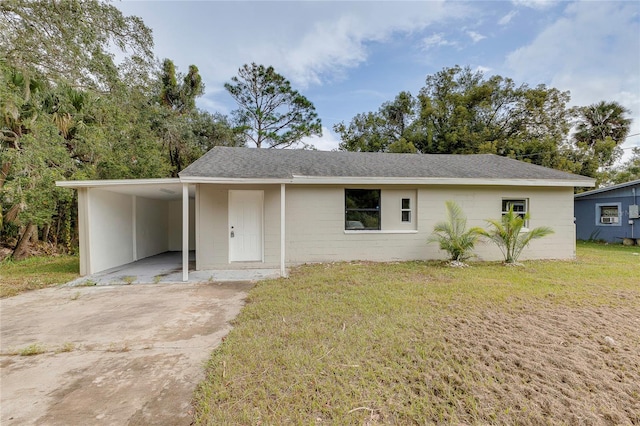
401, 198, 411, 222
502, 199, 528, 226
345, 189, 380, 230
598, 204, 620, 225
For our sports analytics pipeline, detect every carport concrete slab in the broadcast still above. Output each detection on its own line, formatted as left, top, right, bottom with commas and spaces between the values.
0, 281, 254, 425
65, 252, 282, 286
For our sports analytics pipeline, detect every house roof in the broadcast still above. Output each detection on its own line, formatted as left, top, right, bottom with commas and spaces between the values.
574, 178, 640, 199
179, 146, 594, 187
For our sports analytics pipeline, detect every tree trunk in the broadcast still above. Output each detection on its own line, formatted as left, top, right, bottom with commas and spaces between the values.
54, 215, 61, 246
30, 225, 39, 243
12, 222, 36, 261
42, 223, 51, 243
0, 162, 10, 189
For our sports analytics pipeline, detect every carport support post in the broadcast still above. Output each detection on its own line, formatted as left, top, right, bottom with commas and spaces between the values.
280, 183, 286, 277
182, 183, 189, 282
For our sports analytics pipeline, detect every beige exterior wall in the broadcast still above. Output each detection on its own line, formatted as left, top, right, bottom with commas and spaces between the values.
135, 196, 169, 259
381, 188, 417, 231
87, 189, 134, 273
416, 185, 576, 261
196, 184, 281, 269
194, 183, 576, 269
167, 199, 195, 251
77, 188, 90, 275
285, 185, 424, 263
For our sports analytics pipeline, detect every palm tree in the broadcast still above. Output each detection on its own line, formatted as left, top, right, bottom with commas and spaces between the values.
575, 101, 631, 146
427, 201, 483, 262
479, 208, 553, 264
574, 101, 632, 173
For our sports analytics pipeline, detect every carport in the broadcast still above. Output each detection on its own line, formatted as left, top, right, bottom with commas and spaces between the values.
57, 179, 195, 281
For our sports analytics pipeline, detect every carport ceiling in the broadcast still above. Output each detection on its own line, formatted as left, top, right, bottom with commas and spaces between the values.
99, 183, 194, 200
58, 179, 195, 200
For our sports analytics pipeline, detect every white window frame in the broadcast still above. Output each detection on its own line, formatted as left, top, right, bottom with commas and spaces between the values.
502, 198, 528, 228
401, 198, 411, 223
595, 202, 621, 226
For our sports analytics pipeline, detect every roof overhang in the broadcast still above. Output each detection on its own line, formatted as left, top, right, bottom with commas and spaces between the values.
180, 175, 595, 187
56, 178, 193, 200
58, 175, 595, 193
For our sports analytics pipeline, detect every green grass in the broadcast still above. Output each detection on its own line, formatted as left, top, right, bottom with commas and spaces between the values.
0, 255, 79, 298
193, 242, 640, 425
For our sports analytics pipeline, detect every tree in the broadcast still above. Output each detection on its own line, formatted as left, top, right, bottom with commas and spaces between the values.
478, 208, 554, 264
414, 66, 573, 167
159, 59, 204, 114
572, 101, 632, 180
1, 0, 153, 89
225, 63, 322, 148
336, 92, 417, 152
335, 112, 388, 152
427, 201, 483, 263
1, 4, 243, 260
606, 147, 640, 184
1, 63, 79, 259
154, 59, 207, 175
337, 66, 576, 171
189, 110, 245, 153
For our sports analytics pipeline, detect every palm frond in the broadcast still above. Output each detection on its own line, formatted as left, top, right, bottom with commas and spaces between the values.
428, 201, 481, 262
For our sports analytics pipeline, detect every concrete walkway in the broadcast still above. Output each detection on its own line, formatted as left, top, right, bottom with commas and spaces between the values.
0, 281, 254, 425
66, 251, 282, 286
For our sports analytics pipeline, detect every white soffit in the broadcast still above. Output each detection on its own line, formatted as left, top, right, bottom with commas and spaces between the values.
56, 179, 194, 200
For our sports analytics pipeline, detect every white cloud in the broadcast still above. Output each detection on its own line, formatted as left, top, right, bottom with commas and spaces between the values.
268, 3, 470, 88
506, 1, 640, 162
475, 65, 492, 74
302, 126, 342, 151
498, 10, 517, 25
467, 30, 486, 43
511, 0, 556, 10
118, 2, 471, 89
421, 33, 457, 50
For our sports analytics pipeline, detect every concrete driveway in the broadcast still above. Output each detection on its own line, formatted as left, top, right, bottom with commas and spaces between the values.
0, 281, 253, 425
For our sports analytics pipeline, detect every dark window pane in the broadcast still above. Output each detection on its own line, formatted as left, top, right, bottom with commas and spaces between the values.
402, 198, 410, 210
346, 189, 380, 210
345, 189, 381, 230
402, 210, 411, 222
346, 211, 380, 230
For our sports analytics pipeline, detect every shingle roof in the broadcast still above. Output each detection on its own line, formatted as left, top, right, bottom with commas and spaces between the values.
179, 146, 591, 182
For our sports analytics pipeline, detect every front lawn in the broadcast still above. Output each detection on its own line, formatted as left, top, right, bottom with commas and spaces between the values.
193, 242, 640, 424
0, 255, 79, 298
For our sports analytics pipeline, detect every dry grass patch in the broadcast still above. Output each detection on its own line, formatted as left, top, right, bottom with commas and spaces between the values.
193, 242, 640, 424
0, 255, 79, 298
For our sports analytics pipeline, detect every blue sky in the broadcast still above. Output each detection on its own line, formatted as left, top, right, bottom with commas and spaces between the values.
117, 1, 640, 158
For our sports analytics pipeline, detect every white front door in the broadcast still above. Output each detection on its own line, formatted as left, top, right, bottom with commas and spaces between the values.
229, 190, 263, 262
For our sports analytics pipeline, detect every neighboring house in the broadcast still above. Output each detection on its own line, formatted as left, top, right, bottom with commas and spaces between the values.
574, 179, 640, 244
57, 147, 594, 280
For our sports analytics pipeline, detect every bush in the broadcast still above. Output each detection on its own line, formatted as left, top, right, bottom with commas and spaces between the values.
428, 201, 483, 262
479, 207, 553, 264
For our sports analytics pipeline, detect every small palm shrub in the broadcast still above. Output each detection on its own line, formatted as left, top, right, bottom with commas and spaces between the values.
479, 207, 554, 264
428, 201, 483, 262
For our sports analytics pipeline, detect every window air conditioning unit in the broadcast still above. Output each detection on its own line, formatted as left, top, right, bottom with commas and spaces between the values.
601, 216, 619, 224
